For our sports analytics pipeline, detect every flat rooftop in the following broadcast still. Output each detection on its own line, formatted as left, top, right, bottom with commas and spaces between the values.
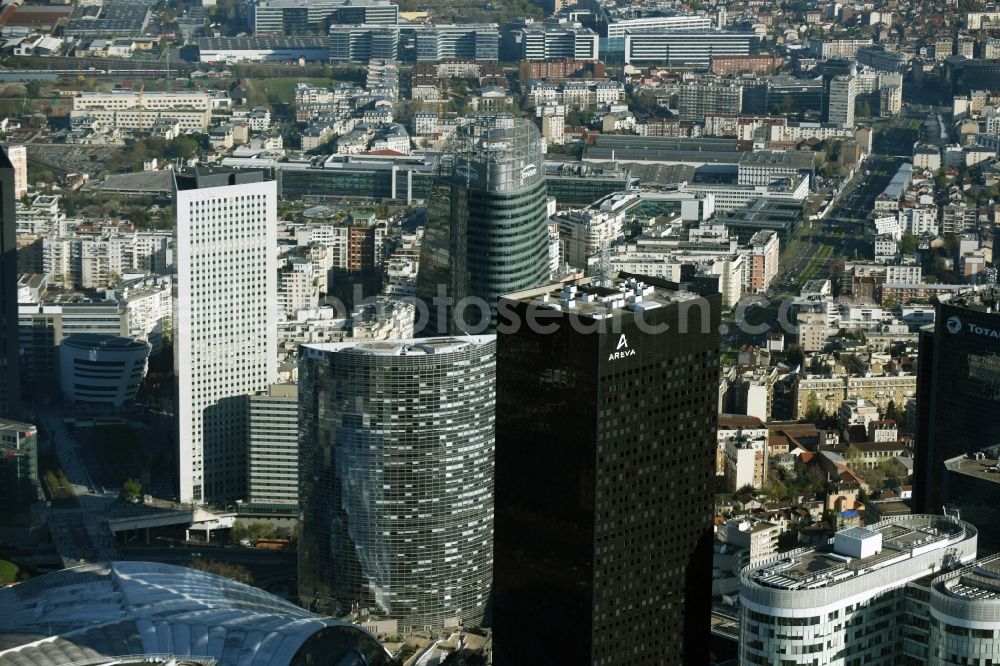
944, 454, 1000, 482
304, 336, 493, 356
936, 554, 1000, 602
747, 515, 969, 591
941, 285, 1000, 312
0, 419, 35, 433
503, 274, 700, 321
739, 150, 816, 169
198, 36, 329, 50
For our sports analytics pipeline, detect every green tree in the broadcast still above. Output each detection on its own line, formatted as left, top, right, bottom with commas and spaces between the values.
785, 344, 805, 369
844, 445, 864, 469
943, 233, 961, 258
189, 559, 252, 583
121, 478, 143, 503
900, 234, 918, 254
763, 476, 790, 501
805, 391, 823, 422
165, 135, 199, 160
934, 169, 948, 191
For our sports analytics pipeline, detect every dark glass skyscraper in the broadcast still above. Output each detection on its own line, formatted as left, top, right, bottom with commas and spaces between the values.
914, 286, 1000, 514
417, 114, 551, 334
492, 275, 721, 666
0, 149, 18, 418
298, 337, 496, 632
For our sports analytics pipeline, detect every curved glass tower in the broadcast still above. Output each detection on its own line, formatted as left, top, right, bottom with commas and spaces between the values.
417, 114, 551, 334
298, 337, 496, 632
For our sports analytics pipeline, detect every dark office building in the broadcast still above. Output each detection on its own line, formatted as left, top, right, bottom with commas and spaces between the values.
0, 420, 38, 527
0, 149, 18, 418
946, 57, 1000, 95
492, 275, 721, 666
765, 75, 826, 115
417, 115, 550, 334
914, 287, 1000, 515
544, 163, 636, 207
942, 447, 1000, 555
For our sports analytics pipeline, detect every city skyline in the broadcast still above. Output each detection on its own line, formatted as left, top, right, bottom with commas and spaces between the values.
2, 1, 1000, 662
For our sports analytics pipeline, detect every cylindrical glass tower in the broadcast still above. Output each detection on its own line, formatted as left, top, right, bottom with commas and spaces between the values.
298, 336, 496, 632
417, 114, 551, 334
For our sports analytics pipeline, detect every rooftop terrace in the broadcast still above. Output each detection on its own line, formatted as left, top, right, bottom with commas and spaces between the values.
747, 515, 970, 592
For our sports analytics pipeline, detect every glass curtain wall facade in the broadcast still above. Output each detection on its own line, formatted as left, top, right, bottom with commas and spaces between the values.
0, 420, 38, 527
417, 115, 551, 334
914, 288, 1000, 514
493, 277, 721, 666
0, 149, 18, 418
298, 337, 496, 632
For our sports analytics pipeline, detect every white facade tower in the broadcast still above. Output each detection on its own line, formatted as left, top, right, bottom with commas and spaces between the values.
175, 170, 277, 504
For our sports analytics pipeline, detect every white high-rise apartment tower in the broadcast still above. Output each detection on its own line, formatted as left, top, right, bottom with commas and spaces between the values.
4, 144, 26, 199
828, 74, 857, 127
175, 170, 277, 504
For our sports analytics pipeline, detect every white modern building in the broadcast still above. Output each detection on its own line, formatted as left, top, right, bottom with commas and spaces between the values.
623, 30, 758, 67
59, 334, 151, 407
4, 143, 27, 199
601, 12, 712, 39
277, 257, 320, 320
521, 22, 599, 61
828, 75, 858, 127
107, 275, 174, 356
739, 515, 979, 666
686, 175, 809, 214
926, 553, 1000, 664
723, 432, 767, 491
175, 170, 277, 504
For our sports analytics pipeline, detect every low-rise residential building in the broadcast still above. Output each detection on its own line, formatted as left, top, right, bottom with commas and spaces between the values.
795, 372, 917, 419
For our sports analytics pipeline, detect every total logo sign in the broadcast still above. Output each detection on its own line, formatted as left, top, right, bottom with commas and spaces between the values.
947, 315, 1000, 339
607, 333, 637, 361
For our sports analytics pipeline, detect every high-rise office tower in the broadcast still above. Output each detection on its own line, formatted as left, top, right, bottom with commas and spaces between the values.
246, 383, 299, 513
175, 170, 277, 504
4, 144, 26, 199
0, 419, 38, 527
0, 148, 19, 418
914, 286, 1000, 514
417, 114, 550, 334
828, 74, 857, 126
298, 337, 496, 632
492, 275, 721, 666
